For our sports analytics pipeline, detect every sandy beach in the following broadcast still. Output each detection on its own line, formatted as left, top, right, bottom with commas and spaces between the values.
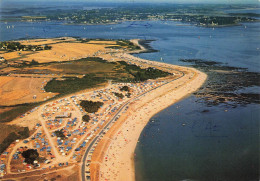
89, 40, 207, 181
0, 38, 207, 181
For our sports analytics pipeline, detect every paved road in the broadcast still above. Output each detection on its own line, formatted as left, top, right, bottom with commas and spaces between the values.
81, 69, 186, 181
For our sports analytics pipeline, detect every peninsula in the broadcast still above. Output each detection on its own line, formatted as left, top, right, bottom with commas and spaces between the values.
0, 38, 207, 180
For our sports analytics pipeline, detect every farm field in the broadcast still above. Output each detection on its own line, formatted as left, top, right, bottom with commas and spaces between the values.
0, 38, 134, 108
0, 38, 119, 63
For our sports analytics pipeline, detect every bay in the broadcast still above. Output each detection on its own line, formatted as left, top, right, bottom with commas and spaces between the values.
0, 12, 259, 181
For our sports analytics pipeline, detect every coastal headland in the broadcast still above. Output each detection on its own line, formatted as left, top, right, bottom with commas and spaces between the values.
88, 42, 207, 181
0, 38, 207, 180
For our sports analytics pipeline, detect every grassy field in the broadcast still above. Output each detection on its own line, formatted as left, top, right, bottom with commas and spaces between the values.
0, 123, 29, 154
0, 124, 25, 143
47, 57, 117, 74
0, 103, 37, 123
45, 74, 106, 94
44, 58, 170, 94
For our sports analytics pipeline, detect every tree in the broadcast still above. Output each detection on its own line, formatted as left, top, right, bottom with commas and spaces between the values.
44, 45, 52, 50
114, 92, 124, 99
0, 132, 19, 154
30, 59, 39, 65
80, 100, 103, 113
18, 127, 30, 138
55, 130, 65, 139
120, 86, 130, 92
22, 149, 39, 165
126, 92, 131, 98
82, 115, 90, 122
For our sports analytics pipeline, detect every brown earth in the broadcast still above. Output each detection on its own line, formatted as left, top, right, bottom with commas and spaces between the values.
0, 76, 58, 106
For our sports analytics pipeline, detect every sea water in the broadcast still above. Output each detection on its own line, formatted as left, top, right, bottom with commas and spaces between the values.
135, 97, 259, 181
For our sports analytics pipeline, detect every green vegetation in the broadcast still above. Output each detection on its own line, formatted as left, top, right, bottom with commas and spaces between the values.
22, 149, 39, 165
229, 13, 260, 18
40, 4, 259, 27
18, 127, 30, 138
47, 57, 116, 75
0, 104, 37, 123
0, 41, 52, 52
114, 92, 124, 99
80, 100, 104, 113
22, 16, 47, 20
30, 59, 39, 65
0, 132, 20, 154
120, 86, 130, 92
44, 58, 170, 94
192, 16, 255, 26
45, 74, 106, 94
115, 40, 141, 51
82, 114, 90, 122
118, 61, 170, 82
0, 127, 29, 154
126, 92, 131, 98
44, 45, 52, 50
54, 129, 66, 139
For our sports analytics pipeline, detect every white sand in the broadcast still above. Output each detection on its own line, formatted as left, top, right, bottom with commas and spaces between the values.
96, 50, 207, 181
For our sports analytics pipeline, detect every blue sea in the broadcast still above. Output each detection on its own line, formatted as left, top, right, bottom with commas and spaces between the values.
0, 3, 259, 181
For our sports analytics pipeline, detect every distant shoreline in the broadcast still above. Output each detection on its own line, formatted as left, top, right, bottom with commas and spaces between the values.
12, 19, 259, 28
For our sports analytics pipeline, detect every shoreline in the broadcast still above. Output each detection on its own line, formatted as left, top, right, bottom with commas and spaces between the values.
90, 40, 207, 181
0, 37, 207, 180
131, 39, 158, 54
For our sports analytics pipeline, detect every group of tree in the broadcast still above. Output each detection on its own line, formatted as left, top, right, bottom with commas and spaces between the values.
45, 4, 257, 26
118, 61, 170, 82
44, 74, 106, 94
30, 59, 40, 65
116, 40, 141, 51
0, 127, 29, 154
0, 41, 52, 51
114, 92, 124, 99
80, 100, 104, 113
126, 92, 131, 98
82, 114, 90, 122
21, 149, 39, 165
54, 129, 66, 139
120, 86, 130, 92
